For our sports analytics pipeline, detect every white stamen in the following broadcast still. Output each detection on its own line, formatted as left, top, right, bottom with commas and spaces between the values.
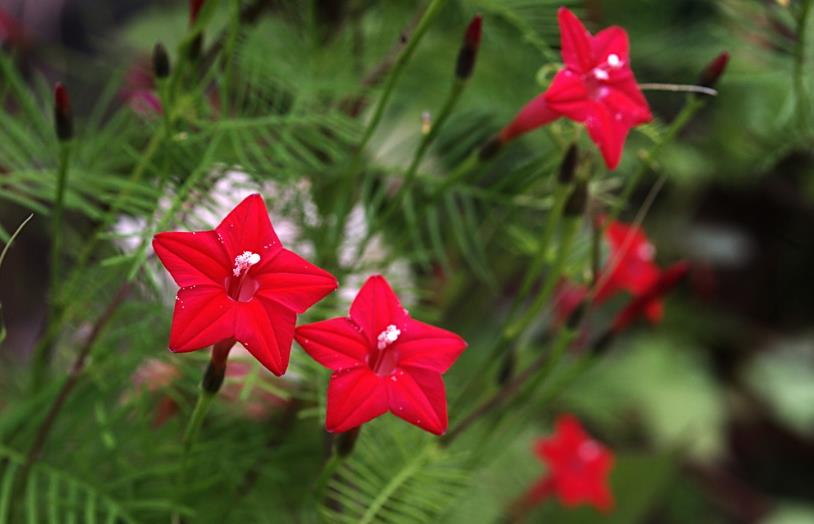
607, 53, 621, 68
233, 251, 261, 277
377, 324, 401, 350
593, 68, 609, 81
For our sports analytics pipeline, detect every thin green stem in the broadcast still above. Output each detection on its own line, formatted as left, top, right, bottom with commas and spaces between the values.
350, 78, 468, 266
442, 327, 575, 447
220, 0, 243, 116
505, 217, 580, 341
434, 150, 479, 194
356, 0, 449, 153
509, 183, 571, 318
396, 80, 465, 200
34, 143, 72, 385
330, 0, 449, 250
612, 97, 702, 220
795, 0, 813, 128
50, 143, 71, 295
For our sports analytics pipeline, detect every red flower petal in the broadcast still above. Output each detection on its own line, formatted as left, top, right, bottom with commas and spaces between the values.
326, 367, 388, 432
583, 101, 629, 170
349, 275, 410, 348
603, 80, 653, 126
499, 92, 561, 142
591, 26, 629, 65
153, 231, 230, 287
255, 248, 337, 313
558, 7, 594, 73
214, 194, 282, 260
543, 69, 593, 121
387, 366, 447, 435
169, 285, 236, 351
234, 297, 296, 376
395, 319, 467, 374
294, 317, 369, 371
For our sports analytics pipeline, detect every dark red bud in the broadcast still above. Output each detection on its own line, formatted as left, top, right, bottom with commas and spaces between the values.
455, 14, 482, 79
564, 180, 588, 217
697, 52, 730, 91
336, 427, 361, 457
53, 82, 73, 141
558, 144, 578, 185
189, 0, 205, 25
478, 134, 503, 161
152, 42, 170, 79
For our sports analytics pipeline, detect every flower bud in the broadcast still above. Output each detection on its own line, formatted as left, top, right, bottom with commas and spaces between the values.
557, 144, 578, 185
478, 134, 502, 161
53, 82, 73, 141
697, 52, 729, 91
336, 427, 360, 457
496, 350, 515, 386
455, 15, 482, 80
564, 180, 587, 217
189, 0, 205, 25
152, 42, 170, 79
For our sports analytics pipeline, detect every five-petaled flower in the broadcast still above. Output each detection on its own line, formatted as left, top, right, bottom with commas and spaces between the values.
555, 218, 686, 331
152, 194, 337, 376
294, 275, 467, 435
499, 7, 652, 170
515, 414, 614, 514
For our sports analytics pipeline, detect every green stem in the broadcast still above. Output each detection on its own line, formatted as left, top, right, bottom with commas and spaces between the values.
50, 143, 71, 295
509, 183, 571, 318
182, 391, 216, 454
612, 97, 702, 220
442, 327, 576, 447
350, 78, 469, 266
795, 0, 813, 128
220, 0, 242, 116
434, 150, 479, 194
356, 0, 448, 153
35, 143, 72, 385
397, 79, 465, 199
504, 217, 580, 340
330, 0, 449, 250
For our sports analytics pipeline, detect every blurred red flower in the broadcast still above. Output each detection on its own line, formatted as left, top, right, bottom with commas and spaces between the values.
153, 194, 337, 376
555, 218, 687, 331
295, 275, 467, 435
500, 8, 652, 169
514, 414, 614, 514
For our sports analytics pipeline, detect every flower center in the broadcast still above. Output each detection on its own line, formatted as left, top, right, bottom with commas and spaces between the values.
369, 324, 401, 375
226, 251, 261, 302
233, 251, 261, 277
377, 324, 401, 350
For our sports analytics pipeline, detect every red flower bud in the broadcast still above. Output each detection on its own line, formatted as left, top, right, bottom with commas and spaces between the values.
53, 82, 73, 141
189, 0, 205, 25
455, 14, 482, 79
697, 51, 730, 91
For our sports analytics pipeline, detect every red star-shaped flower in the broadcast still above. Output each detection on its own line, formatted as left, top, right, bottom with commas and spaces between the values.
530, 414, 614, 512
294, 275, 467, 435
595, 218, 661, 316
554, 220, 688, 336
153, 194, 337, 376
500, 8, 652, 169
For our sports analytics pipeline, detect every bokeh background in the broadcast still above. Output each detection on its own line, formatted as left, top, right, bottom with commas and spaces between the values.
1, 0, 814, 523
